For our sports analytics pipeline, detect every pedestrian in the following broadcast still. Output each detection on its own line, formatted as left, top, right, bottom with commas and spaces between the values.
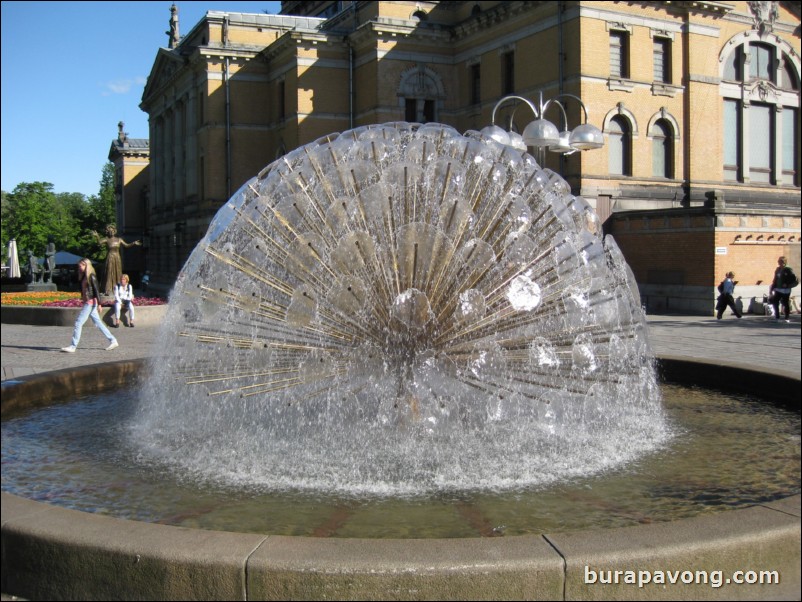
769, 256, 798, 322
61, 258, 119, 352
715, 271, 742, 320
113, 273, 136, 327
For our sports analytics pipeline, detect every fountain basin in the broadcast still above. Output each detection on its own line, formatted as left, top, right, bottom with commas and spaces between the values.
0, 303, 167, 327
2, 360, 799, 601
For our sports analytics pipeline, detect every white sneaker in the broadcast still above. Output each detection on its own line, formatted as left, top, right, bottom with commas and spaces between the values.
106, 340, 119, 351
61, 345, 76, 353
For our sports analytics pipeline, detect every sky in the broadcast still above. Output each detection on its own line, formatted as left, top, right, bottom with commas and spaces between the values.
1, 1, 282, 198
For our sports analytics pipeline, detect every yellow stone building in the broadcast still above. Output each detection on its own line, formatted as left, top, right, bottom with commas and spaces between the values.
107, 121, 149, 280
136, 1, 800, 312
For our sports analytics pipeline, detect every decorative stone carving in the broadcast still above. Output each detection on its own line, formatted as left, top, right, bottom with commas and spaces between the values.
747, 1, 779, 39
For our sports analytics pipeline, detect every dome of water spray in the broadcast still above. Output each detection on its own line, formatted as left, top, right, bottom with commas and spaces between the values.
134, 122, 670, 496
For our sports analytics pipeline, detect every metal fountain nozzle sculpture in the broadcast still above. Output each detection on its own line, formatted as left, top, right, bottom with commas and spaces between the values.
482, 92, 605, 155
136, 121, 668, 496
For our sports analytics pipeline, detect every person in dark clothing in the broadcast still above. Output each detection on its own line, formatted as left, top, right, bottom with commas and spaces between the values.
769, 256, 797, 322
716, 271, 742, 320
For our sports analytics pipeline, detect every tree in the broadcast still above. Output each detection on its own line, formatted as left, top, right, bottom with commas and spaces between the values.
1, 163, 118, 263
2, 182, 76, 259
56, 191, 93, 254
82, 163, 118, 260
87, 163, 117, 229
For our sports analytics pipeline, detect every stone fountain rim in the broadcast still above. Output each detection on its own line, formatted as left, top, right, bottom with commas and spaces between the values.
1, 359, 800, 601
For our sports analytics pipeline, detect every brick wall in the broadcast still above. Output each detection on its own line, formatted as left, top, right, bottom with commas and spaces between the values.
608, 207, 801, 314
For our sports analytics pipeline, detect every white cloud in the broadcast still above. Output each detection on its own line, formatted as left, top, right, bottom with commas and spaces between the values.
101, 77, 148, 96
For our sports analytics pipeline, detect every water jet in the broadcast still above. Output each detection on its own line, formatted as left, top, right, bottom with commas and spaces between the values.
2, 123, 799, 600
135, 122, 668, 497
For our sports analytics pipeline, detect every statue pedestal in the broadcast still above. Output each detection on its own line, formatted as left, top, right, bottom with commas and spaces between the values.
26, 283, 58, 292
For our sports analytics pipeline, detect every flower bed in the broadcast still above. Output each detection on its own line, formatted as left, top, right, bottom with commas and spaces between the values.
1, 292, 167, 307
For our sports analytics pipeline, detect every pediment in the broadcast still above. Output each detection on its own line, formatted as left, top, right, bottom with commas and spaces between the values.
141, 49, 186, 104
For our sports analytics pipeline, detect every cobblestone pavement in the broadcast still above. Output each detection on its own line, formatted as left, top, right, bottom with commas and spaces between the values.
2, 313, 799, 383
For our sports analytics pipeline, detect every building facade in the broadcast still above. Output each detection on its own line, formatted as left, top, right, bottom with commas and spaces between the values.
137, 1, 800, 312
107, 121, 149, 284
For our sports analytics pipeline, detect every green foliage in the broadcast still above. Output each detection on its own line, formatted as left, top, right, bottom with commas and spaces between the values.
2, 182, 72, 258
76, 164, 117, 259
1, 163, 118, 264
88, 163, 117, 228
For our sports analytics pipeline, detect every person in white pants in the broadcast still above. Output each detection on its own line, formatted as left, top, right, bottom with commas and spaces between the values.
113, 273, 136, 327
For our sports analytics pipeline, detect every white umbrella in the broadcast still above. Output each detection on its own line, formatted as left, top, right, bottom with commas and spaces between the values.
7, 239, 21, 278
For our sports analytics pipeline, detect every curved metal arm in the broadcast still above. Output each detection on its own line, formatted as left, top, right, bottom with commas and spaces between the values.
491, 95, 539, 126
540, 98, 570, 131
542, 93, 590, 124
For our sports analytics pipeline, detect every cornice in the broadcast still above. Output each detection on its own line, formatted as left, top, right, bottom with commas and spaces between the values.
641, 1, 735, 16
261, 30, 347, 63
363, 19, 452, 45
454, 1, 545, 40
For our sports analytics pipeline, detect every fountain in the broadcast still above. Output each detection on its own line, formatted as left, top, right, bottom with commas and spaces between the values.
2, 122, 799, 601
133, 122, 669, 497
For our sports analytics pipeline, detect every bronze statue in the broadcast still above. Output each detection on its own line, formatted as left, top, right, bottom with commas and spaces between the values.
27, 250, 42, 283
44, 239, 56, 284
91, 224, 142, 295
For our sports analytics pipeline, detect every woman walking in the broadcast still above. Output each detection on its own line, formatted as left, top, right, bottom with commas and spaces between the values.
715, 271, 742, 320
61, 258, 119, 352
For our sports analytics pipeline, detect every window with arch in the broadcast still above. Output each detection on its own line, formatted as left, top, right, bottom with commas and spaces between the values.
720, 34, 800, 186
651, 119, 673, 178
608, 115, 631, 176
399, 65, 444, 124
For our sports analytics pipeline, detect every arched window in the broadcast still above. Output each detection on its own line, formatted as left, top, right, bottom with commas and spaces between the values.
651, 119, 673, 178
781, 59, 799, 91
749, 42, 775, 83
719, 33, 800, 186
398, 65, 444, 124
608, 116, 631, 176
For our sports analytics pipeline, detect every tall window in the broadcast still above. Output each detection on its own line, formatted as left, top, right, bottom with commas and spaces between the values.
610, 31, 629, 79
405, 99, 416, 122
501, 51, 514, 94
782, 108, 799, 185
653, 38, 671, 83
720, 36, 800, 186
278, 80, 286, 119
608, 116, 631, 176
651, 119, 673, 178
749, 103, 773, 183
470, 63, 481, 105
723, 99, 741, 182
749, 43, 774, 82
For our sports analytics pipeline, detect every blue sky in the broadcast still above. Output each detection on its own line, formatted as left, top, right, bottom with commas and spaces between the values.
1, 1, 282, 197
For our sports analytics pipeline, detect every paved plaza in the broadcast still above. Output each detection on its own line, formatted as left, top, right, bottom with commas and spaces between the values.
1, 312, 799, 383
